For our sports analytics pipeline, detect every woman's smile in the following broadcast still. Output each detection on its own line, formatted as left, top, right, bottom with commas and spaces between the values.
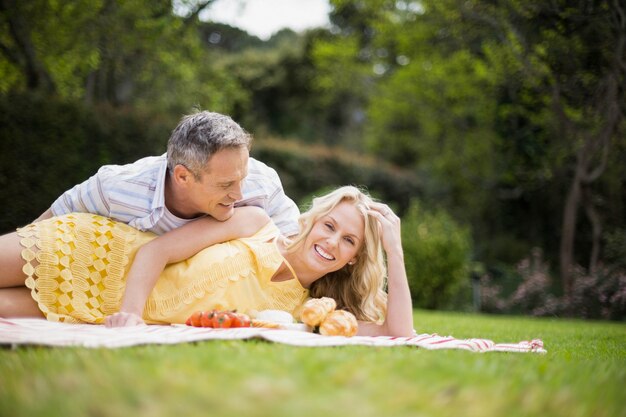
314, 244, 335, 261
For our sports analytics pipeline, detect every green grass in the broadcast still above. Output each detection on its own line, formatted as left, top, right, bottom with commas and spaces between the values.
1, 310, 625, 417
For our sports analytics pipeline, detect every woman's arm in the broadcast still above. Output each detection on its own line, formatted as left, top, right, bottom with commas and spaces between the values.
105, 206, 271, 327
356, 203, 414, 337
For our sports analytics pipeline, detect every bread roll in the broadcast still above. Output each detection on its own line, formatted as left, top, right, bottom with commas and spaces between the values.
319, 310, 358, 337
300, 297, 337, 326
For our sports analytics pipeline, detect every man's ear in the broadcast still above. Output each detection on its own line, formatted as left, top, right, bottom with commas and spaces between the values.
171, 164, 194, 186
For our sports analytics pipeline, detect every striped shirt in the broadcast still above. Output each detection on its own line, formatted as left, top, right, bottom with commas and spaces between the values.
51, 154, 300, 236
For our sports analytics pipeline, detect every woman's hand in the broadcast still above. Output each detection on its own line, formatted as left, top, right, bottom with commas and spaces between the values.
367, 202, 402, 256
105, 311, 145, 328
115, 206, 271, 330
365, 201, 414, 337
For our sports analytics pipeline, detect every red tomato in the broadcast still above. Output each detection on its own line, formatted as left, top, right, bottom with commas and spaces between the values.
230, 312, 242, 327
233, 313, 251, 327
200, 311, 215, 327
189, 311, 203, 327
214, 311, 233, 328
187, 309, 252, 328
209, 312, 219, 329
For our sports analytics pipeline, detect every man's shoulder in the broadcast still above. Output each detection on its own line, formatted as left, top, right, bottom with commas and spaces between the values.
98, 155, 166, 185
246, 157, 280, 181
99, 155, 166, 219
240, 157, 287, 202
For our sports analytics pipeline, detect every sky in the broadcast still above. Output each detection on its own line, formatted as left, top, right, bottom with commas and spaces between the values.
201, 0, 332, 40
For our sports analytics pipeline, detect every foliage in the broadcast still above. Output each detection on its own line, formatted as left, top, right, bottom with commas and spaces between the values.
0, 0, 243, 114
251, 138, 421, 213
480, 248, 626, 320
1, 311, 625, 417
367, 50, 500, 225
401, 200, 472, 309
468, 0, 626, 297
207, 27, 348, 144
604, 228, 626, 271
0, 92, 170, 233
0, 94, 421, 234
316, 0, 626, 301
0, 0, 100, 95
312, 0, 509, 252
197, 21, 264, 51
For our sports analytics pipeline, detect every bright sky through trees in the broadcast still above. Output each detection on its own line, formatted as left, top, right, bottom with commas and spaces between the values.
201, 0, 332, 39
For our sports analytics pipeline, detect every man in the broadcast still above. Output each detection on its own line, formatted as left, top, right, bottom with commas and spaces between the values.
36, 111, 300, 236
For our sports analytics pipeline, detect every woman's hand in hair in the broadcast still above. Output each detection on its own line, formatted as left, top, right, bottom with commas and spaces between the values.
367, 202, 402, 257
367, 201, 413, 337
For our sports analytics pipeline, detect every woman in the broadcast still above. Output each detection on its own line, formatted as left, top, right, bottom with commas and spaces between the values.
0, 186, 413, 336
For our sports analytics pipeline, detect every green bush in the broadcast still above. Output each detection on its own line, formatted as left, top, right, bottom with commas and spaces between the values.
479, 248, 626, 321
0, 95, 420, 234
401, 200, 472, 309
0, 93, 170, 233
251, 138, 421, 215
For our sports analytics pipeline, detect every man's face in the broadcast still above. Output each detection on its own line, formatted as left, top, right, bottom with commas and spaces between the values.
186, 146, 249, 221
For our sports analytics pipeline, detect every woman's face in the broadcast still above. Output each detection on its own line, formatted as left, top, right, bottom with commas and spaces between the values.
300, 201, 365, 275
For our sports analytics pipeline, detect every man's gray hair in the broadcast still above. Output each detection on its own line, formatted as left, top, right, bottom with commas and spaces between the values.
167, 111, 252, 179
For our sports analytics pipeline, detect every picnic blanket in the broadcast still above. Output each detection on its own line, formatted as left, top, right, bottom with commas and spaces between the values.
0, 318, 546, 353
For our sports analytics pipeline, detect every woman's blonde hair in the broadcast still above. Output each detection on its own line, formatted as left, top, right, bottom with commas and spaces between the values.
287, 186, 388, 322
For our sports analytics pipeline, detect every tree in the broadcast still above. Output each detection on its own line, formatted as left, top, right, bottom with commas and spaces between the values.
0, 0, 242, 115
316, 0, 626, 305
456, 0, 626, 299
0, 0, 96, 95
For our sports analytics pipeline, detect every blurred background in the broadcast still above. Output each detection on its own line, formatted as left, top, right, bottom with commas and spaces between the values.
0, 0, 624, 320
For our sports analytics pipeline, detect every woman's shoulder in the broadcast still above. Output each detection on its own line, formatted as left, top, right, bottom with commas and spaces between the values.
241, 220, 281, 242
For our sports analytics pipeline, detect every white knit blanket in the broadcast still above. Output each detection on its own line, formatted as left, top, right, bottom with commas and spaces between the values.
0, 318, 546, 353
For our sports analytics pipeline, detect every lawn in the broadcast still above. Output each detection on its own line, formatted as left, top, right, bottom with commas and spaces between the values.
1, 310, 624, 417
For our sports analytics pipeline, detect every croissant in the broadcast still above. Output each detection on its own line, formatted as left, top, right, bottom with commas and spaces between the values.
319, 310, 358, 337
300, 297, 337, 327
